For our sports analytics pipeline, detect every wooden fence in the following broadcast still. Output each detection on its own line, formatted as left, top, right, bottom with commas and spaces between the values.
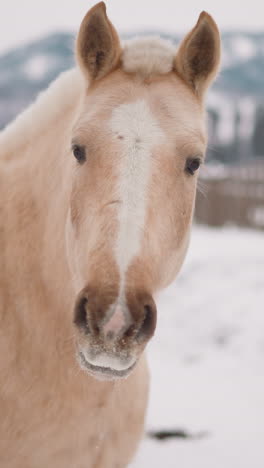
195, 160, 264, 230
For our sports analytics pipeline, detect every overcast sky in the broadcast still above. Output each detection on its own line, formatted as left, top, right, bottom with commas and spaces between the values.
1, 0, 264, 53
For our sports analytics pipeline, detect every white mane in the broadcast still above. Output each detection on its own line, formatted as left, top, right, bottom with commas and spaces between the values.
122, 37, 175, 76
0, 68, 84, 156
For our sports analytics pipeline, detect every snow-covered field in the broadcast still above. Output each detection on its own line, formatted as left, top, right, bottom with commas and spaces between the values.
131, 225, 264, 468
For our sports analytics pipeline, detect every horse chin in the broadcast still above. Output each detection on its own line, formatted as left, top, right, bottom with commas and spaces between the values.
77, 350, 137, 381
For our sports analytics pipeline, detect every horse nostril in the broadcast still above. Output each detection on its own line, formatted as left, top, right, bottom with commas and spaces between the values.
137, 303, 157, 341
124, 323, 137, 338
74, 295, 90, 333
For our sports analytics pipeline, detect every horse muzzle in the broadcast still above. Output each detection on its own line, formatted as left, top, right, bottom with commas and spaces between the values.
73, 286, 157, 380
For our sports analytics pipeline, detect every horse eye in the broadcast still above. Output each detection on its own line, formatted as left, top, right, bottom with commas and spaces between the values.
185, 158, 201, 176
72, 144, 86, 164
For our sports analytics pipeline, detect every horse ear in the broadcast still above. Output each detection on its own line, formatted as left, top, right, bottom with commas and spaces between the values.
174, 12, 221, 98
76, 2, 121, 81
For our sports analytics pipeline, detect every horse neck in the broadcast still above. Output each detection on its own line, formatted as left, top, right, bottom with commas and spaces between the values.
3, 71, 84, 328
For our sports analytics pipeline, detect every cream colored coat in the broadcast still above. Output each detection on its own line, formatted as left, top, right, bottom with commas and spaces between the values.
0, 3, 220, 467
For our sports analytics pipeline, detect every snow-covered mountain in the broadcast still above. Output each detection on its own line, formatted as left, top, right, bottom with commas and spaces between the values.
1, 31, 264, 160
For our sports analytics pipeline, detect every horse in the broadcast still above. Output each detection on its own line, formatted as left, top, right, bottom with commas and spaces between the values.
0, 2, 220, 467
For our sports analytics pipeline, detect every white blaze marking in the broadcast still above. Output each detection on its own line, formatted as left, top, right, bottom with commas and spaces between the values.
103, 304, 125, 335
102, 100, 164, 336
110, 99, 165, 276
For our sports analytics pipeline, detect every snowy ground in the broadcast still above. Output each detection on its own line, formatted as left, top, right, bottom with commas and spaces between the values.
130, 225, 264, 468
